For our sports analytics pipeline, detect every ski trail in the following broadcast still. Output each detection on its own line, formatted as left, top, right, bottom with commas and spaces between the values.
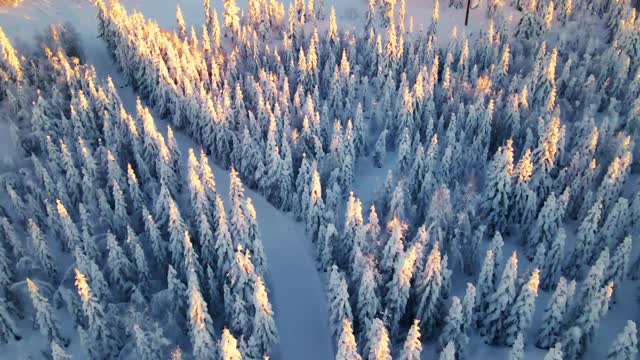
85, 31, 332, 360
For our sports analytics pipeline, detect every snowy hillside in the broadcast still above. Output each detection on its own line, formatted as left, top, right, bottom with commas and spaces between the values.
0, 0, 639, 359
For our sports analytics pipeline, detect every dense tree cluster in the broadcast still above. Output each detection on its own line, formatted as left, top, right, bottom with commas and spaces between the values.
1, 0, 640, 358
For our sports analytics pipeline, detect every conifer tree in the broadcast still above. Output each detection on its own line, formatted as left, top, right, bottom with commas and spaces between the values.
365, 318, 391, 360
607, 236, 632, 300
329, 268, 353, 338
461, 283, 476, 334
249, 276, 279, 358
537, 277, 572, 348
527, 193, 562, 258
481, 140, 514, 233
565, 199, 602, 279
475, 250, 495, 327
504, 269, 540, 345
544, 343, 563, 360
187, 273, 216, 360
385, 245, 418, 336
357, 264, 380, 331
508, 332, 525, 360
483, 251, 518, 344
607, 320, 638, 360
439, 341, 456, 360
51, 341, 72, 360
438, 296, 469, 357
336, 319, 362, 360
373, 130, 388, 168
0, 295, 20, 344
74, 267, 120, 358
541, 228, 565, 290
416, 242, 444, 336
220, 328, 242, 360
27, 218, 57, 279
399, 319, 422, 360
213, 195, 234, 282
26, 278, 65, 345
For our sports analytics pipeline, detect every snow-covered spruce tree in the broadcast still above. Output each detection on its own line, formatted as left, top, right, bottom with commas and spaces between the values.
356, 263, 380, 332
336, 318, 362, 360
574, 249, 609, 317
527, 193, 562, 259
599, 197, 630, 251
463, 225, 484, 276
399, 319, 422, 360
167, 265, 187, 322
219, 327, 242, 360
187, 272, 216, 360
106, 231, 134, 293
508, 332, 525, 360
562, 326, 583, 360
461, 283, 476, 335
397, 128, 412, 174
385, 244, 418, 336
607, 236, 632, 302
482, 251, 518, 344
544, 342, 563, 360
328, 267, 353, 338
306, 164, 326, 243
373, 129, 388, 168
248, 276, 278, 358
26, 218, 57, 279
380, 217, 404, 285
489, 232, 505, 286
364, 318, 391, 360
571, 282, 614, 358
51, 341, 72, 360
132, 323, 170, 360
540, 228, 565, 291
504, 269, 540, 346
26, 278, 66, 345
565, 198, 602, 279
536, 277, 572, 349
474, 250, 495, 328
438, 296, 469, 357
439, 340, 456, 360
74, 267, 121, 358
510, 149, 537, 229
143, 207, 168, 270
215, 195, 235, 282
415, 241, 444, 337
607, 320, 638, 360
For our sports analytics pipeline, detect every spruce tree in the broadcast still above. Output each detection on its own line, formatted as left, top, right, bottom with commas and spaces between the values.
508, 332, 525, 360
438, 296, 469, 357
27, 218, 57, 279
607, 320, 638, 360
248, 276, 279, 358
540, 228, 565, 290
474, 250, 495, 328
329, 268, 353, 338
483, 251, 518, 344
336, 319, 362, 360
26, 278, 66, 345
365, 318, 391, 360
537, 277, 572, 349
399, 319, 422, 360
504, 269, 540, 346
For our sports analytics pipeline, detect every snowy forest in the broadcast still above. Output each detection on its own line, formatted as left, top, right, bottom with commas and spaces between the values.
0, 0, 639, 359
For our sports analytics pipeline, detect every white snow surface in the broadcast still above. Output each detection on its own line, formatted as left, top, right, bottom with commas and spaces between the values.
1, 1, 638, 360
